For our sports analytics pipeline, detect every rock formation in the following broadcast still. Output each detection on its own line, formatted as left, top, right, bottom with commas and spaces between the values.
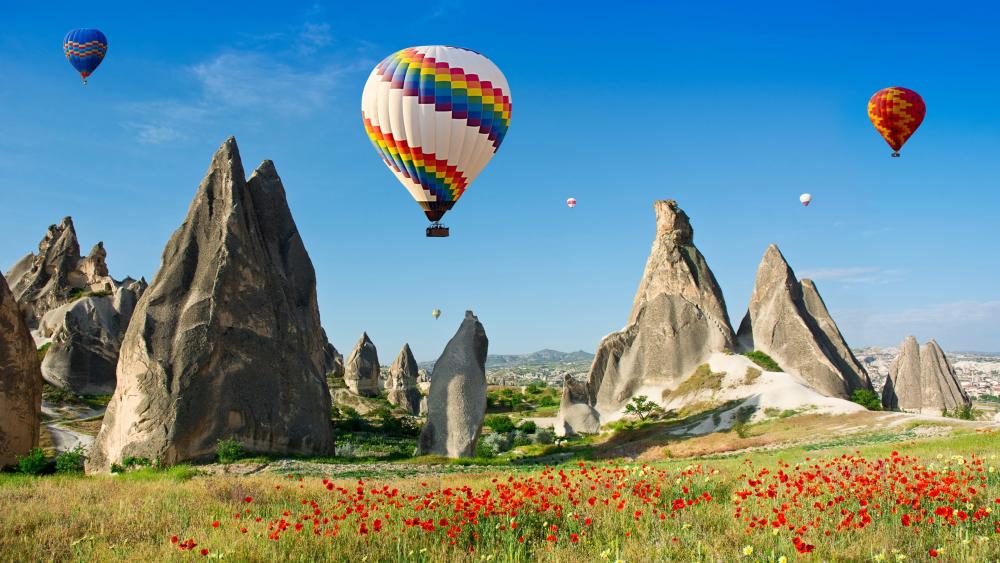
87, 137, 333, 472
417, 311, 488, 458
736, 245, 872, 399
5, 218, 146, 394
321, 329, 344, 377
1, 272, 43, 467
344, 332, 379, 397
36, 279, 146, 394
386, 343, 421, 414
881, 336, 971, 414
555, 374, 600, 436
562, 200, 736, 429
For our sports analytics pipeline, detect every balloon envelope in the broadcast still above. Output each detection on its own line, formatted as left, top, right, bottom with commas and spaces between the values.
63, 29, 108, 83
566, 197, 577, 208
432, 309, 441, 319
799, 193, 812, 206
361, 46, 512, 223
868, 87, 925, 155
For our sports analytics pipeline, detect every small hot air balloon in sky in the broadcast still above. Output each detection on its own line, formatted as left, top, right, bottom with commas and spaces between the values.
63, 29, 108, 85
566, 197, 577, 208
361, 46, 512, 237
799, 193, 812, 206
868, 87, 925, 157
432, 309, 441, 320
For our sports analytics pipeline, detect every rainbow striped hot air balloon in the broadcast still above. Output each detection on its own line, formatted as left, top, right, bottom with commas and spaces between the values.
63, 29, 108, 85
868, 87, 925, 157
361, 46, 512, 237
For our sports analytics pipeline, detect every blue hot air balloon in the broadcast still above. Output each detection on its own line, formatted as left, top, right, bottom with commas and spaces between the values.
63, 29, 108, 85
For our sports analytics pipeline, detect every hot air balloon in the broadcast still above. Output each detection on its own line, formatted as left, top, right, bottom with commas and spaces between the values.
63, 29, 108, 85
361, 46, 512, 237
432, 309, 441, 320
566, 197, 577, 208
799, 193, 812, 206
868, 87, 925, 157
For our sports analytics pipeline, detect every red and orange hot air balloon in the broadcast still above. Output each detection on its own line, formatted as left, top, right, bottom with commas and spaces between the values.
868, 87, 925, 157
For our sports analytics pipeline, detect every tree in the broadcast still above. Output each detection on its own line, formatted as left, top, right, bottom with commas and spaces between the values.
624, 395, 659, 421
849, 389, 882, 411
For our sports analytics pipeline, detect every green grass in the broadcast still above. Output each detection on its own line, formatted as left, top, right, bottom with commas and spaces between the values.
667, 364, 726, 398
743, 350, 782, 372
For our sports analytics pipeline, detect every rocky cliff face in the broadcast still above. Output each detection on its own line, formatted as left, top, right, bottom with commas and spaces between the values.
736, 245, 871, 399
386, 344, 421, 415
5, 218, 145, 394
563, 200, 736, 428
417, 311, 488, 458
87, 137, 333, 472
882, 336, 971, 413
321, 329, 344, 377
0, 272, 42, 467
6, 218, 119, 328
344, 332, 379, 397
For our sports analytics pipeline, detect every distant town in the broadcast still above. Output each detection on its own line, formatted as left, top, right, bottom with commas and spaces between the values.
445, 347, 1000, 400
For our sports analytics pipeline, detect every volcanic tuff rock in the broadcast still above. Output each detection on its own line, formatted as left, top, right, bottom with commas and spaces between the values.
736, 245, 872, 399
0, 272, 43, 467
417, 311, 488, 458
881, 336, 970, 414
5, 218, 121, 328
344, 332, 380, 397
386, 344, 422, 415
567, 200, 736, 426
4, 218, 147, 394
555, 374, 600, 436
36, 279, 147, 394
87, 138, 333, 472
321, 329, 345, 377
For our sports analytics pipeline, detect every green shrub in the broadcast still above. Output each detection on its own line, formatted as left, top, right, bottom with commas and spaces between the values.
850, 389, 882, 411
533, 428, 555, 445
743, 351, 782, 372
624, 395, 660, 420
475, 438, 498, 459
55, 445, 87, 473
216, 438, 245, 464
510, 430, 532, 447
731, 406, 756, 438
111, 456, 152, 473
742, 367, 762, 386
484, 414, 516, 433
37, 342, 52, 362
517, 420, 537, 434
17, 448, 49, 475
943, 404, 978, 420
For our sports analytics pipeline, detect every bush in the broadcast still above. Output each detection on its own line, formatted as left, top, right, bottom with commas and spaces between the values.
731, 406, 756, 438
55, 445, 87, 473
484, 414, 516, 433
850, 389, 882, 411
37, 343, 52, 362
17, 448, 48, 475
216, 438, 245, 464
517, 420, 537, 434
624, 395, 660, 421
376, 410, 421, 437
510, 430, 532, 448
332, 406, 367, 432
743, 351, 782, 372
111, 456, 152, 474
533, 428, 555, 445
943, 404, 978, 420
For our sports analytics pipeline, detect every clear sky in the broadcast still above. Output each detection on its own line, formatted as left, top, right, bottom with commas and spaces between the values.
2, 1, 998, 360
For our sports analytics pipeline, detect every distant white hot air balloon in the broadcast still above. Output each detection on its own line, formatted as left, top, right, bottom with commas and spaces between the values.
566, 197, 577, 208
432, 309, 441, 320
799, 193, 812, 207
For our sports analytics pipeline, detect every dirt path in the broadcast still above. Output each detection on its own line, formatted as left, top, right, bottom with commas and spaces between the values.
41, 401, 103, 454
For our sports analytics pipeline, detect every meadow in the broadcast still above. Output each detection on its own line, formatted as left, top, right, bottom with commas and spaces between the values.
1, 420, 997, 562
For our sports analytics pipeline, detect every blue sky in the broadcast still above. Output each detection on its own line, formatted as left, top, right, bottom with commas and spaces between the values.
2, 1, 998, 359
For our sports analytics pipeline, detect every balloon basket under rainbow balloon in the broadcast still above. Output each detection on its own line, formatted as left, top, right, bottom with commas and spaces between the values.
426, 223, 450, 237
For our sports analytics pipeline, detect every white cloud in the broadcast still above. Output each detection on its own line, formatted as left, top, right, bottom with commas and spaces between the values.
798, 266, 901, 285
297, 22, 333, 54
190, 52, 342, 116
119, 101, 210, 145
837, 300, 1000, 351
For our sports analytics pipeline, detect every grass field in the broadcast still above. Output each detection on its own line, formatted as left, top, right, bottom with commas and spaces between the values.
1, 417, 997, 562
